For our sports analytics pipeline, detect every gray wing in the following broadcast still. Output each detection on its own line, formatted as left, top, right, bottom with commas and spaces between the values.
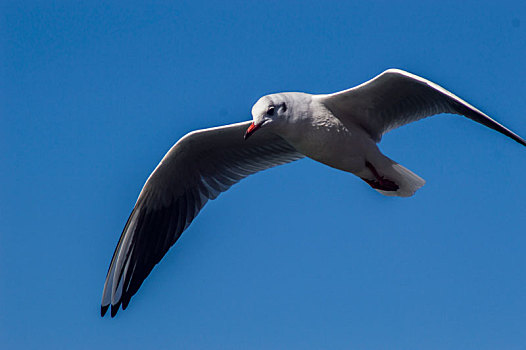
101, 121, 304, 317
319, 69, 526, 146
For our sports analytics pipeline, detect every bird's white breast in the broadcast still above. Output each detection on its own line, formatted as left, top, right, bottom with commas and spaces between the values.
277, 100, 374, 174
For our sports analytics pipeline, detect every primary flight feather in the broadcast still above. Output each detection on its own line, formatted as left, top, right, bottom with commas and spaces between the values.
101, 69, 526, 317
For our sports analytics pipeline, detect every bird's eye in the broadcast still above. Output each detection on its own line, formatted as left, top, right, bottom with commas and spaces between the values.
267, 106, 275, 116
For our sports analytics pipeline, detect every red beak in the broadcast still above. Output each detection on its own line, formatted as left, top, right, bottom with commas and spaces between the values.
244, 122, 261, 140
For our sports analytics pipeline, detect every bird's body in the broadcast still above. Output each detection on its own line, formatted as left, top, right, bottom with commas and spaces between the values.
101, 69, 526, 317
260, 93, 404, 193
260, 93, 365, 173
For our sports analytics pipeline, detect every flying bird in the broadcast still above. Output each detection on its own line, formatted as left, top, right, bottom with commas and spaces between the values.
101, 69, 526, 317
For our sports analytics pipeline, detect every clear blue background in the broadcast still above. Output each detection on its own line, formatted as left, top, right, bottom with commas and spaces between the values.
2, 1, 526, 349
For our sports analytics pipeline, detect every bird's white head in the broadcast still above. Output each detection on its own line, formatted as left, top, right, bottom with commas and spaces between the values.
244, 94, 292, 140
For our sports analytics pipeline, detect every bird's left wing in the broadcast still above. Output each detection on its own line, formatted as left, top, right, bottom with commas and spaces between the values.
101, 121, 304, 317
318, 69, 526, 146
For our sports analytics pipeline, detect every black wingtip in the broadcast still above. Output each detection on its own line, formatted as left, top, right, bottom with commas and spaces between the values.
503, 130, 526, 147
110, 302, 121, 318
122, 296, 131, 310
516, 135, 526, 147
501, 126, 526, 147
101, 304, 109, 317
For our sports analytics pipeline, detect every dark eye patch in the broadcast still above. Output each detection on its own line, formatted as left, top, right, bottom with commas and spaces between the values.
281, 103, 287, 112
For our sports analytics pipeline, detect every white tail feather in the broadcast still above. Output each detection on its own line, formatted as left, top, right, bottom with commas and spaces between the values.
374, 160, 425, 197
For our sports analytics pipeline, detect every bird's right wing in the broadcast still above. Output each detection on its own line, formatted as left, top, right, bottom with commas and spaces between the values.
101, 121, 304, 317
319, 69, 526, 146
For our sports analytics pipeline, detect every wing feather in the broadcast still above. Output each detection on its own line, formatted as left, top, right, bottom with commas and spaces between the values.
319, 69, 526, 146
101, 121, 304, 316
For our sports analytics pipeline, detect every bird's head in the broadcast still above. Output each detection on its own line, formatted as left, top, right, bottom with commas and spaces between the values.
244, 94, 290, 140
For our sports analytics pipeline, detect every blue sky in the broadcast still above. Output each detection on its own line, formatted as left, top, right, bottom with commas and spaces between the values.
2, 1, 526, 349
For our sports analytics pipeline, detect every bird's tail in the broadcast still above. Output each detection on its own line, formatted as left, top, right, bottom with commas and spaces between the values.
372, 157, 426, 197
360, 149, 425, 197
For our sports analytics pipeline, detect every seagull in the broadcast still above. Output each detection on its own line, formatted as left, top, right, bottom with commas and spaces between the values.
101, 69, 526, 317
